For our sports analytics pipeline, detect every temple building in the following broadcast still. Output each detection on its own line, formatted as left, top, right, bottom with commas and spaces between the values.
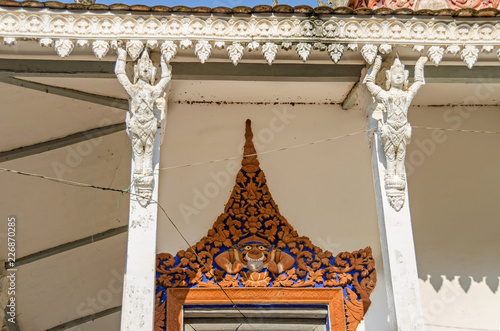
0, 0, 499, 330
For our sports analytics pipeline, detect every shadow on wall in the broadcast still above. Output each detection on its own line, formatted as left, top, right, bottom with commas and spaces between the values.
411, 145, 500, 295
404, 78, 500, 294
408, 113, 500, 295
409, 126, 500, 295
418, 271, 500, 294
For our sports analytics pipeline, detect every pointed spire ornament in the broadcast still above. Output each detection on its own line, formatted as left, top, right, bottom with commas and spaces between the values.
155, 120, 377, 331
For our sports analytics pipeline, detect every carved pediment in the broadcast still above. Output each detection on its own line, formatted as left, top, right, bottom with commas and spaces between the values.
156, 120, 376, 331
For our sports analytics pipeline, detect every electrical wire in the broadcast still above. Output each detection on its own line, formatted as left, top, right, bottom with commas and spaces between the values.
0, 166, 247, 319
413, 126, 500, 135
159, 129, 368, 171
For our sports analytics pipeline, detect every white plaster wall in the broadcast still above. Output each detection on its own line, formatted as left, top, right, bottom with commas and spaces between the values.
155, 98, 500, 330
156, 101, 391, 329
409, 105, 500, 331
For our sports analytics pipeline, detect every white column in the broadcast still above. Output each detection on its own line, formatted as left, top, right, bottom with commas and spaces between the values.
120, 132, 161, 331
371, 131, 425, 331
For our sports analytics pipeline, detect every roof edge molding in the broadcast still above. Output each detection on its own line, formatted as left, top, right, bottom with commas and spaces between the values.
350, 0, 500, 10
0, 8, 499, 67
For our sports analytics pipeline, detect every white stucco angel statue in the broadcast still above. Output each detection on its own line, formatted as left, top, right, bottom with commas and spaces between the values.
115, 43, 171, 206
363, 55, 428, 210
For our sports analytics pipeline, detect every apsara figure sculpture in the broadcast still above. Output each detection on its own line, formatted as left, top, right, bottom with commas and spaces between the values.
115, 44, 171, 207
364, 55, 428, 211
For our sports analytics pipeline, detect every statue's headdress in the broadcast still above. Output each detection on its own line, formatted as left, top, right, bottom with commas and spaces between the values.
134, 50, 156, 85
386, 57, 409, 90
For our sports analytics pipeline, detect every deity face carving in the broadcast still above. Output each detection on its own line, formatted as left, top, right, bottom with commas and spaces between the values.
139, 61, 152, 81
214, 234, 295, 275
386, 59, 409, 90
134, 51, 156, 85
237, 237, 273, 272
390, 68, 405, 87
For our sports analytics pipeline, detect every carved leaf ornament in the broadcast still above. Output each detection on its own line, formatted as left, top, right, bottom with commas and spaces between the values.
160, 41, 177, 62
156, 120, 377, 331
262, 42, 279, 65
0, 9, 498, 68
328, 43, 345, 64
92, 40, 109, 60
194, 40, 212, 64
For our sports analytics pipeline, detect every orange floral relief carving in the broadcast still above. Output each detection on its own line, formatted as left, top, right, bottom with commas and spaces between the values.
156, 120, 377, 331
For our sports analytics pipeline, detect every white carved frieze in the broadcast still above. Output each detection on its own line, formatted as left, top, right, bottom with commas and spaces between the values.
92, 40, 110, 60
0, 9, 499, 66
246, 40, 260, 52
228, 42, 244, 65
126, 40, 144, 61
446, 44, 461, 56
194, 40, 212, 64
160, 41, 177, 62
214, 41, 225, 49
313, 42, 327, 51
379, 44, 393, 55
482, 45, 494, 54
262, 42, 278, 65
179, 39, 193, 49
76, 39, 89, 48
54, 39, 74, 58
428, 46, 445, 66
3, 37, 15, 46
146, 39, 159, 50
461, 45, 479, 69
412, 45, 425, 53
281, 41, 293, 51
347, 43, 358, 51
296, 42, 312, 62
327, 43, 344, 64
361, 44, 379, 64
39, 38, 54, 48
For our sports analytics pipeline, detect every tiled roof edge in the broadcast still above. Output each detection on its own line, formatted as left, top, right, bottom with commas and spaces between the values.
0, 1, 499, 17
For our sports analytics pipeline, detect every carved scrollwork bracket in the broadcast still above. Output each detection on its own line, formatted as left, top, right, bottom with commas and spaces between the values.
115, 43, 171, 207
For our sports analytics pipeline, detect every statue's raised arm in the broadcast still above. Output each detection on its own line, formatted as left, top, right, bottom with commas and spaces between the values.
408, 56, 428, 97
153, 53, 172, 100
114, 45, 133, 96
363, 55, 386, 104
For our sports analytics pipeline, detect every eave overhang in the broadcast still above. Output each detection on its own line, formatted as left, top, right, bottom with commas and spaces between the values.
1, 4, 500, 67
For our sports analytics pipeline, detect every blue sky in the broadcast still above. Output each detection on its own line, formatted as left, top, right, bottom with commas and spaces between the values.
61, 0, 320, 8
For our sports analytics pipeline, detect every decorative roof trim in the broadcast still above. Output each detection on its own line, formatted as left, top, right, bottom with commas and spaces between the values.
352, 0, 500, 11
0, 8, 499, 67
1, 1, 500, 16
